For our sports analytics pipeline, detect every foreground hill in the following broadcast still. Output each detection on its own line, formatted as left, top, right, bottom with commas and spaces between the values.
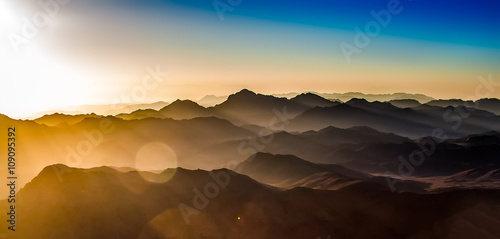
1, 165, 500, 239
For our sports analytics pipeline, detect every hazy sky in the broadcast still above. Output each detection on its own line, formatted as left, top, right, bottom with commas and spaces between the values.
1, 0, 499, 118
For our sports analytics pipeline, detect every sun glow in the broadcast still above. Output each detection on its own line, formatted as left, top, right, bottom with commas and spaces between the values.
0, 7, 85, 118
0, 2, 17, 30
0, 44, 94, 118
0, 2, 94, 119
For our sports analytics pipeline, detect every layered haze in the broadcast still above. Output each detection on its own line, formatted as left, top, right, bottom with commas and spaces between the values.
1, 0, 500, 238
1, 90, 500, 238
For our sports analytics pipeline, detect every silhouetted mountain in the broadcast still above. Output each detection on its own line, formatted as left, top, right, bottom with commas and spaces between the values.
287, 101, 500, 138
34, 113, 101, 126
2, 165, 499, 239
274, 92, 435, 103
427, 99, 474, 108
325, 136, 500, 178
119, 91, 343, 126
236, 153, 362, 187
243, 125, 408, 167
28, 102, 169, 119
286, 103, 431, 138
476, 98, 500, 115
255, 126, 409, 165
2, 88, 500, 239
426, 98, 500, 115
346, 98, 397, 110
2, 91, 499, 199
213, 89, 309, 126
315, 92, 435, 103
0, 115, 257, 198
236, 153, 429, 192
27, 109, 84, 119
290, 93, 339, 108
301, 126, 410, 145
118, 100, 212, 120
388, 99, 422, 108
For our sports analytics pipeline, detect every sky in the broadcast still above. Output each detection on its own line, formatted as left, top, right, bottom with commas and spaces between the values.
0, 0, 499, 118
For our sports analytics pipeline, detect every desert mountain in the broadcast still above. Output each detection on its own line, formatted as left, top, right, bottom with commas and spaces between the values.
28, 101, 169, 119
274, 92, 435, 103
236, 153, 430, 192
287, 101, 500, 138
2, 90, 500, 238
34, 113, 102, 126
2, 89, 500, 197
2, 165, 499, 239
389, 99, 422, 108
290, 93, 339, 108
426, 98, 500, 115
211, 89, 310, 126
117, 100, 212, 120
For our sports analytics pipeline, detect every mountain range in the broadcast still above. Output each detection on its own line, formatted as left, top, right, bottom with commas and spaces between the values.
1, 90, 499, 238
1, 164, 499, 239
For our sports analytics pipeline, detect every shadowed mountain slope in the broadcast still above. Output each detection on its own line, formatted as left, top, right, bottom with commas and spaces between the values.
1, 165, 499, 239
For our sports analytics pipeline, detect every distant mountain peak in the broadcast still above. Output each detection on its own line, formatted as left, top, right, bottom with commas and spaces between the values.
391, 99, 421, 103
389, 99, 422, 108
26, 164, 75, 186
478, 98, 500, 102
346, 98, 369, 104
170, 99, 201, 106
160, 99, 204, 110
294, 92, 320, 98
232, 89, 258, 98
42, 163, 72, 172
291, 93, 337, 107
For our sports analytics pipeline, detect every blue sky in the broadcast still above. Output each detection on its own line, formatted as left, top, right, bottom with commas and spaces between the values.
0, 0, 499, 118
152, 0, 500, 48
